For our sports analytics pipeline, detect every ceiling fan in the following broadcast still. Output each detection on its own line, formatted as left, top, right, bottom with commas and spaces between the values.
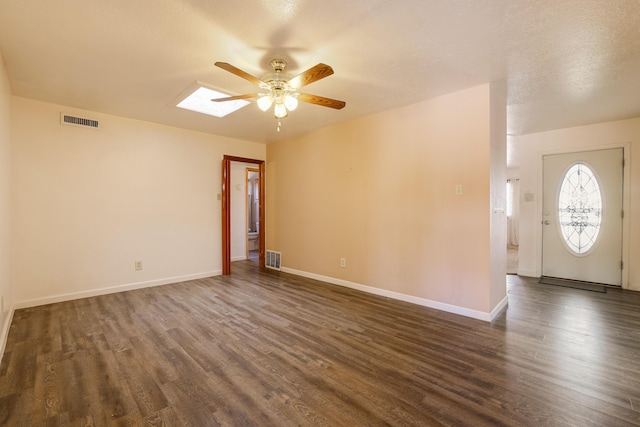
212, 59, 346, 130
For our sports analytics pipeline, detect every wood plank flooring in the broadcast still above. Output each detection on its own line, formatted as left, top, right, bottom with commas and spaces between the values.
2, 261, 640, 426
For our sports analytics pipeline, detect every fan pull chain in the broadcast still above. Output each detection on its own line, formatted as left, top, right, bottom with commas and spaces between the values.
277, 120, 281, 132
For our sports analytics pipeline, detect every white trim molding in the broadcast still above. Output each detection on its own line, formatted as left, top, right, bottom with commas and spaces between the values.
0, 306, 15, 367
14, 270, 222, 310
281, 267, 507, 322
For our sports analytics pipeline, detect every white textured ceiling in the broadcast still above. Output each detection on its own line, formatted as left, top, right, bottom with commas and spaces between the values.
1, 0, 639, 144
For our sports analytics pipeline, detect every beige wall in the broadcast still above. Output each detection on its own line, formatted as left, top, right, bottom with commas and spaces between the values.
0, 53, 12, 337
11, 97, 265, 306
266, 84, 506, 319
515, 118, 640, 289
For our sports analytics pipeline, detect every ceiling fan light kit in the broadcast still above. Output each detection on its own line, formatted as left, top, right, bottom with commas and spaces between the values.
212, 58, 345, 131
256, 95, 272, 112
274, 102, 288, 119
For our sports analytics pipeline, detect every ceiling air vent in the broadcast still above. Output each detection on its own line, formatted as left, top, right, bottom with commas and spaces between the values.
60, 113, 100, 129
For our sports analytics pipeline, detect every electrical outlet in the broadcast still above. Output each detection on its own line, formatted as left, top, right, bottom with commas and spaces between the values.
455, 184, 463, 196
340, 258, 346, 268
135, 261, 143, 271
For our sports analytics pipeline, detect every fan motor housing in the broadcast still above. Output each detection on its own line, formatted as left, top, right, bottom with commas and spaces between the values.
270, 59, 286, 72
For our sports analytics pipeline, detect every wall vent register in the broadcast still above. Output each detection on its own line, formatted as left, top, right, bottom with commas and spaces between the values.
266, 250, 282, 271
60, 113, 100, 129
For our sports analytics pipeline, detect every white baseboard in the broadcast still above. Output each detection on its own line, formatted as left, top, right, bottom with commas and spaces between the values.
0, 306, 15, 367
517, 269, 539, 278
14, 270, 222, 310
281, 267, 504, 322
490, 295, 509, 321
231, 256, 246, 262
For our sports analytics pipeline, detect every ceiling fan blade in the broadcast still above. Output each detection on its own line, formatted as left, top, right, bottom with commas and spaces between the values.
214, 62, 263, 86
297, 93, 346, 109
211, 94, 260, 102
288, 63, 334, 88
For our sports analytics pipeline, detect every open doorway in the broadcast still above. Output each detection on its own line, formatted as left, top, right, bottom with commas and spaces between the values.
246, 168, 260, 263
506, 177, 519, 275
222, 155, 265, 275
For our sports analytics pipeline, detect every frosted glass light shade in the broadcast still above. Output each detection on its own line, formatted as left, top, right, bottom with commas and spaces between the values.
257, 95, 272, 111
284, 94, 298, 111
274, 103, 288, 118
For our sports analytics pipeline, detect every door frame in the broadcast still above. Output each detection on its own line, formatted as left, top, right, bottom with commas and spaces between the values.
535, 143, 630, 288
222, 155, 265, 275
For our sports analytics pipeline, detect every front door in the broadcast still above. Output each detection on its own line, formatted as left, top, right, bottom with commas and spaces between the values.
542, 148, 623, 286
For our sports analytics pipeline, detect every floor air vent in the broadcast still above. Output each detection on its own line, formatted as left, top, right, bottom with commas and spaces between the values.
61, 113, 100, 129
266, 250, 281, 271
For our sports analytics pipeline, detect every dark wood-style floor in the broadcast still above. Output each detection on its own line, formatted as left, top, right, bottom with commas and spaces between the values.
2, 262, 640, 426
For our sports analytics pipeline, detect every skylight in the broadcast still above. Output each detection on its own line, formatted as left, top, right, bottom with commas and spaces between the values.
176, 86, 249, 117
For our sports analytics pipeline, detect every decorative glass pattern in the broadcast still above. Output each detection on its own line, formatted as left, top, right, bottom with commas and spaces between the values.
558, 163, 602, 254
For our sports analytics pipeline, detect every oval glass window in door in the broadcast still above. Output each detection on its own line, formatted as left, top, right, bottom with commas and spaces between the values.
558, 163, 602, 254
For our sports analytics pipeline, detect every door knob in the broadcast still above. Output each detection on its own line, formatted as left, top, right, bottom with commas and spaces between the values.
543, 220, 550, 225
